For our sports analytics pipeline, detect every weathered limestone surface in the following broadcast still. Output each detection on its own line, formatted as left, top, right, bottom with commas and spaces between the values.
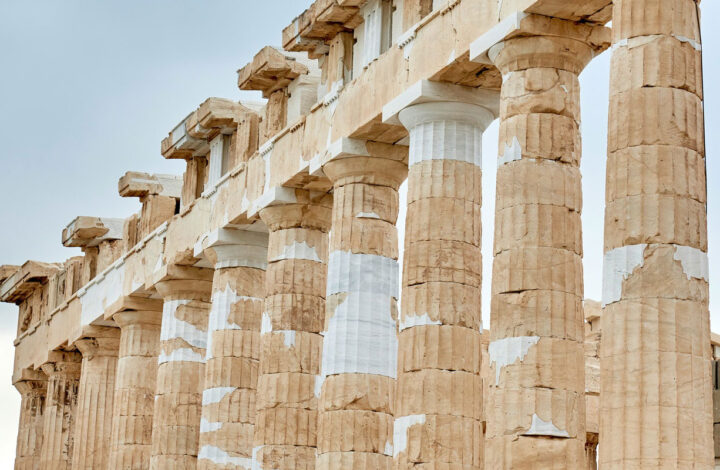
150, 272, 213, 469
255, 194, 331, 469
485, 18, 608, 469
196, 229, 268, 469
39, 352, 82, 470
71, 328, 120, 470
108, 309, 163, 469
600, 0, 713, 467
316, 144, 407, 470
14, 373, 47, 470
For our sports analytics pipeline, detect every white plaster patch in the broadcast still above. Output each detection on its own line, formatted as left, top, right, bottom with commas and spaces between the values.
488, 336, 541, 385
322, 251, 399, 379
407, 118, 484, 167
79, 261, 125, 325
523, 413, 570, 438
261, 312, 272, 335
610, 38, 629, 52
356, 212, 381, 219
602, 244, 647, 306
314, 375, 324, 398
161, 299, 207, 349
393, 414, 426, 457
202, 387, 237, 406
271, 241, 322, 262
384, 441, 394, 456
673, 245, 709, 281
560, 85, 568, 93
498, 136, 522, 165
158, 348, 205, 364
200, 418, 223, 433
207, 283, 263, 359
398, 313, 441, 332
673, 34, 702, 51
282, 330, 296, 348
198, 445, 252, 469
251, 446, 263, 470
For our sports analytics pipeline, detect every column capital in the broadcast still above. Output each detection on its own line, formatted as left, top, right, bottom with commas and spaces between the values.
74, 326, 121, 358
112, 309, 162, 328
40, 351, 82, 377
259, 190, 333, 232
14, 374, 47, 396
193, 228, 269, 269
322, 140, 408, 189
152, 265, 213, 301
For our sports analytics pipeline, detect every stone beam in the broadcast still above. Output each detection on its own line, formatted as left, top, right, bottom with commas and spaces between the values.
62, 216, 124, 248
118, 171, 183, 199
0, 261, 60, 304
237, 46, 311, 98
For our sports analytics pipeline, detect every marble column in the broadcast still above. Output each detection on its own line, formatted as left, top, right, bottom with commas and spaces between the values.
150, 271, 213, 469
486, 22, 601, 468
14, 372, 47, 470
393, 100, 494, 469
108, 310, 162, 469
71, 327, 120, 470
196, 229, 267, 469
39, 352, 82, 470
600, 0, 712, 467
255, 192, 331, 469
316, 142, 407, 470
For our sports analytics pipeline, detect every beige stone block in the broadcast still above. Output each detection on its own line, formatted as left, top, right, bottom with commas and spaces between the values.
208, 330, 260, 364
319, 374, 395, 413
405, 198, 481, 246
485, 434, 585, 470
498, 113, 580, 165
253, 445, 317, 470
406, 160, 481, 204
397, 325, 482, 374
256, 372, 318, 410
396, 369, 482, 420
608, 87, 704, 155
494, 203, 582, 255
612, 0, 700, 42
316, 451, 392, 470
401, 282, 481, 330
150, 454, 197, 469
156, 361, 205, 393
403, 240, 481, 287
501, 68, 580, 121
394, 415, 483, 467
260, 331, 321, 374
204, 356, 258, 391
495, 159, 582, 212
491, 290, 583, 342
265, 259, 327, 297
316, 409, 393, 453
200, 387, 256, 425
491, 247, 583, 297
264, 293, 325, 334
254, 407, 317, 446
267, 227, 329, 263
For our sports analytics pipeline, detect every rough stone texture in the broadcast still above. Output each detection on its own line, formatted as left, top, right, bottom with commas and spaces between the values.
71, 329, 120, 470
108, 310, 162, 469
150, 277, 213, 470
39, 353, 82, 470
599, 0, 713, 467
14, 376, 47, 470
485, 27, 596, 469
255, 196, 331, 470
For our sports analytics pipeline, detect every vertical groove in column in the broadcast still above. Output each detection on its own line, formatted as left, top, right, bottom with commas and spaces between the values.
486, 32, 598, 468
150, 277, 212, 470
108, 310, 162, 469
71, 329, 120, 470
39, 352, 82, 470
394, 101, 493, 469
14, 376, 47, 470
317, 156, 407, 470
255, 199, 331, 470
197, 255, 266, 470
600, 0, 712, 467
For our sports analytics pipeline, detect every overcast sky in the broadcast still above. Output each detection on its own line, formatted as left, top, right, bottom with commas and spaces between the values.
0, 0, 718, 465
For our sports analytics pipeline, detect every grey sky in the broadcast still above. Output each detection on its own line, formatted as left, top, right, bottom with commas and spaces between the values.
0, 0, 718, 465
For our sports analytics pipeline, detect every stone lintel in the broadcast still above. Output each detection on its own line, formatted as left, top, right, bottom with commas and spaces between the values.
469, 12, 611, 65
118, 172, 183, 199
62, 216, 124, 248
282, 0, 365, 56
382, 79, 500, 126
193, 227, 269, 259
237, 46, 312, 98
0, 261, 61, 304
102, 295, 164, 322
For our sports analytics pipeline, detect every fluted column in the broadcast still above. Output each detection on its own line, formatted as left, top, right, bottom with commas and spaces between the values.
71, 327, 120, 470
196, 229, 268, 469
316, 143, 408, 470
39, 352, 82, 470
150, 271, 213, 469
485, 23, 602, 468
108, 309, 162, 469
393, 101, 494, 469
14, 373, 47, 470
255, 192, 332, 469
600, 0, 712, 467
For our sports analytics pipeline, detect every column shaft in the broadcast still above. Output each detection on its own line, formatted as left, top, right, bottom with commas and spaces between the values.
150, 276, 213, 469
600, 0, 712, 467
197, 233, 267, 469
108, 310, 162, 469
393, 101, 493, 469
39, 353, 82, 470
14, 377, 47, 470
317, 152, 407, 470
255, 194, 331, 469
71, 329, 120, 470
486, 32, 595, 467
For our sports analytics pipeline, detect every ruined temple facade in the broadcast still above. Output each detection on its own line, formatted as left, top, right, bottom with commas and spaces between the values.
1, 0, 714, 469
